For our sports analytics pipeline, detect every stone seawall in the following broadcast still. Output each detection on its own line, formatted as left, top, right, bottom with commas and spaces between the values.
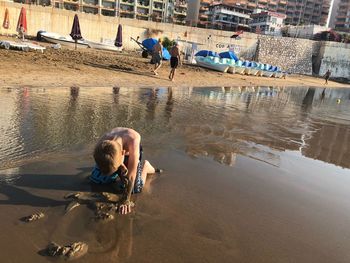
317, 42, 350, 82
256, 36, 313, 75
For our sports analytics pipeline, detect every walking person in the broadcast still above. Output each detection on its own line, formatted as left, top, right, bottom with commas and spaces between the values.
152, 39, 163, 76
169, 42, 181, 81
324, 69, 331, 85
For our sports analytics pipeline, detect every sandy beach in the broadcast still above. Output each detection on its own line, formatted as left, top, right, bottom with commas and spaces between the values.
0, 38, 348, 88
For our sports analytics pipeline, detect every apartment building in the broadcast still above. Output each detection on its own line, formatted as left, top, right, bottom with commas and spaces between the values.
333, 0, 350, 32
188, 0, 330, 27
171, 0, 188, 24
208, 3, 252, 30
237, 0, 330, 26
187, 0, 211, 26
250, 9, 286, 35
47, 0, 187, 23
327, 0, 340, 28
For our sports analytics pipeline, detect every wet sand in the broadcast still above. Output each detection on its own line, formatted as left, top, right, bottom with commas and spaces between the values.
1, 87, 350, 262
0, 37, 348, 88
2, 148, 350, 262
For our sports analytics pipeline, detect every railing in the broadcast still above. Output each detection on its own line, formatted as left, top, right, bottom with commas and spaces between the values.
121, 0, 135, 5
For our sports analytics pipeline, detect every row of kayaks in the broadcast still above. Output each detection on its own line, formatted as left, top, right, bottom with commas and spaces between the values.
195, 56, 286, 78
37, 31, 122, 52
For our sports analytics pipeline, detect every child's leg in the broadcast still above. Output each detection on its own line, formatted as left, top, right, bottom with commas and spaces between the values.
141, 160, 155, 185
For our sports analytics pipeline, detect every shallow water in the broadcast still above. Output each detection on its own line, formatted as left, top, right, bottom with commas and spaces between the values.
1, 86, 350, 262
2, 86, 350, 170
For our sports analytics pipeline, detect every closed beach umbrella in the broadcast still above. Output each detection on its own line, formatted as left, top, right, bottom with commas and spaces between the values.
3, 8, 9, 29
70, 14, 82, 50
115, 24, 122, 47
16, 7, 27, 33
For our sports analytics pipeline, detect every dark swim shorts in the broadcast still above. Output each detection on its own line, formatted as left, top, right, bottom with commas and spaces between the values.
152, 53, 162, 64
170, 57, 179, 68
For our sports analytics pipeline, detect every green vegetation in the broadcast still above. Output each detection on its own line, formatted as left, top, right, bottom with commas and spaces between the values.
162, 37, 175, 51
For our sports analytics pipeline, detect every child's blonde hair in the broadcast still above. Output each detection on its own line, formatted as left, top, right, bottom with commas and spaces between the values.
93, 140, 123, 175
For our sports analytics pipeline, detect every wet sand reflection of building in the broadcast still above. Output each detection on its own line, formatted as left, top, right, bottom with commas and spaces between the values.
303, 122, 350, 169
164, 87, 174, 123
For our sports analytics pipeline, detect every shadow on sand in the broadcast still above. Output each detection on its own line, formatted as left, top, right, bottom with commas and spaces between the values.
0, 166, 122, 208
84, 62, 163, 81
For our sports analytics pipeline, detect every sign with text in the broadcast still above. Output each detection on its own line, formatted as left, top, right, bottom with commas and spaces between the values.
215, 43, 242, 53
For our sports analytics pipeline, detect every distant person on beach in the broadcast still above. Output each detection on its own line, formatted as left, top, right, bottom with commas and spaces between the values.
152, 39, 163, 76
324, 69, 331, 84
91, 127, 162, 215
18, 24, 25, 41
169, 42, 181, 81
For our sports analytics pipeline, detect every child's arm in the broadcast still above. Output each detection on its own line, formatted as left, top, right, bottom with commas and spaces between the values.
119, 135, 141, 214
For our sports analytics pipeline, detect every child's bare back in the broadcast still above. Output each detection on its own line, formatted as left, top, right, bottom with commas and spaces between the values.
92, 127, 160, 214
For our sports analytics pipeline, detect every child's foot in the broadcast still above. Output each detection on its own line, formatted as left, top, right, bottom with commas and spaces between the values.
155, 168, 163, 173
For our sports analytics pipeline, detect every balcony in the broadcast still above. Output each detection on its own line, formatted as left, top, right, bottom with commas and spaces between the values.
137, 12, 149, 16
137, 4, 149, 8
153, 6, 163, 11
177, 3, 187, 8
82, 2, 99, 8
121, 0, 135, 5
174, 10, 186, 16
83, 0, 98, 5
120, 9, 135, 13
102, 6, 115, 10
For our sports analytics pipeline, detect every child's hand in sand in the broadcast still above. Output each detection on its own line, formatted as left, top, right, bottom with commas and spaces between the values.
119, 204, 132, 214
119, 200, 134, 215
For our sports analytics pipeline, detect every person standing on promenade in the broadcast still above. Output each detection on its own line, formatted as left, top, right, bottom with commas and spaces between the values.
169, 42, 181, 81
324, 69, 331, 85
152, 39, 163, 76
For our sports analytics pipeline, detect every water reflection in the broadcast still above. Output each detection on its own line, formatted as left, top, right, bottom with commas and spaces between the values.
1, 86, 350, 170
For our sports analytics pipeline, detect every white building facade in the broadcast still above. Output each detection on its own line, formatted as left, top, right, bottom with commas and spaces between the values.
250, 10, 286, 35
208, 3, 252, 31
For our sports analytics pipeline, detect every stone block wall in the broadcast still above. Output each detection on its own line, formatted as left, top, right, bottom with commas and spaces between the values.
318, 42, 350, 81
255, 36, 313, 75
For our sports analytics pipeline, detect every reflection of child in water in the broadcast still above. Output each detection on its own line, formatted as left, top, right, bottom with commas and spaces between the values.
91, 127, 161, 215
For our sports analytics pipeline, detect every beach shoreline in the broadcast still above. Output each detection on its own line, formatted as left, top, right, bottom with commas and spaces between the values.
1, 38, 349, 89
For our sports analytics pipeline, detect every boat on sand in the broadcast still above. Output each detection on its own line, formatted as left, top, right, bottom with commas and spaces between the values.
86, 40, 122, 52
39, 31, 89, 49
195, 56, 229, 73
